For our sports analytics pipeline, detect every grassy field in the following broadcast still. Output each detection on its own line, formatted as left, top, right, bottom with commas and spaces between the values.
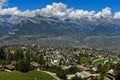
0, 71, 55, 80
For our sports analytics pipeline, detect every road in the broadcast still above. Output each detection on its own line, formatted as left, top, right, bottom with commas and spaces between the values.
41, 71, 61, 80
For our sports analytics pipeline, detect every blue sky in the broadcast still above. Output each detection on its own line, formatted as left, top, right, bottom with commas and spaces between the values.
7, 0, 120, 13
0, 0, 120, 19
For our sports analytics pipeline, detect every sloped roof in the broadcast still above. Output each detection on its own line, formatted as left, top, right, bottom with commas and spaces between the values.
30, 62, 40, 67
4, 64, 15, 70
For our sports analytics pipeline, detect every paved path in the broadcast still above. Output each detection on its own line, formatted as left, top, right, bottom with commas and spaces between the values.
41, 71, 61, 80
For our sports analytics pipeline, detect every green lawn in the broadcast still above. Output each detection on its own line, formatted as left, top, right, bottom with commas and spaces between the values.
94, 60, 104, 66
0, 71, 55, 80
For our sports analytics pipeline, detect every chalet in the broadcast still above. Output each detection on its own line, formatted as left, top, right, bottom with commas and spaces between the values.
61, 65, 71, 70
76, 71, 91, 79
91, 67, 97, 72
106, 69, 115, 80
87, 76, 93, 80
67, 74, 75, 80
106, 73, 115, 80
76, 65, 91, 71
0, 65, 3, 68
30, 62, 41, 71
4, 64, 15, 72
30, 62, 40, 68
76, 71, 99, 79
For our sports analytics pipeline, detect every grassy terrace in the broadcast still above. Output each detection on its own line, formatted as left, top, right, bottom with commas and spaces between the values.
0, 71, 54, 80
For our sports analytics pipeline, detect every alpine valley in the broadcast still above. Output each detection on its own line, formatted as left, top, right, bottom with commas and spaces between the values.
0, 15, 120, 51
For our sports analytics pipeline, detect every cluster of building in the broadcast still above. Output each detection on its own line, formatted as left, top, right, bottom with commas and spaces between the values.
0, 44, 119, 80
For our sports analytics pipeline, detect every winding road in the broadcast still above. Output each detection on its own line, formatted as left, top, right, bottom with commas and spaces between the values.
41, 71, 61, 80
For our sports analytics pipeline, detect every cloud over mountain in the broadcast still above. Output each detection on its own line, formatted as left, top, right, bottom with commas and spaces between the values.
40, 2, 96, 19
0, 1, 120, 19
114, 12, 120, 19
0, 7, 36, 17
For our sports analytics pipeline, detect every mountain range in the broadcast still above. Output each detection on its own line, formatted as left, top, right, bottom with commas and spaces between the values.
0, 15, 120, 51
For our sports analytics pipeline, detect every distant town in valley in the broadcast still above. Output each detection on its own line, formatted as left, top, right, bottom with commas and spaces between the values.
0, 44, 119, 80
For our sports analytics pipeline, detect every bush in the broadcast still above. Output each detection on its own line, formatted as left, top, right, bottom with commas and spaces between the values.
72, 76, 83, 80
47, 65, 67, 79
66, 66, 81, 74
16, 60, 30, 72
56, 70, 67, 80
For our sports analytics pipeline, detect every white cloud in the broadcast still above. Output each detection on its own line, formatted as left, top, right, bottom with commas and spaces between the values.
69, 10, 95, 19
114, 12, 120, 19
0, 7, 20, 15
40, 3, 113, 19
94, 12, 102, 18
40, 2, 96, 19
40, 2, 69, 18
0, 2, 120, 19
0, 7, 38, 17
94, 7, 112, 18
101, 7, 112, 17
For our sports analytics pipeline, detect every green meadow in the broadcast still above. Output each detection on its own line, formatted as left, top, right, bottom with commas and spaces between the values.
0, 71, 54, 80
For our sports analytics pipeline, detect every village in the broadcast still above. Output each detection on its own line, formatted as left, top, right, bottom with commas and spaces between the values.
0, 44, 120, 80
